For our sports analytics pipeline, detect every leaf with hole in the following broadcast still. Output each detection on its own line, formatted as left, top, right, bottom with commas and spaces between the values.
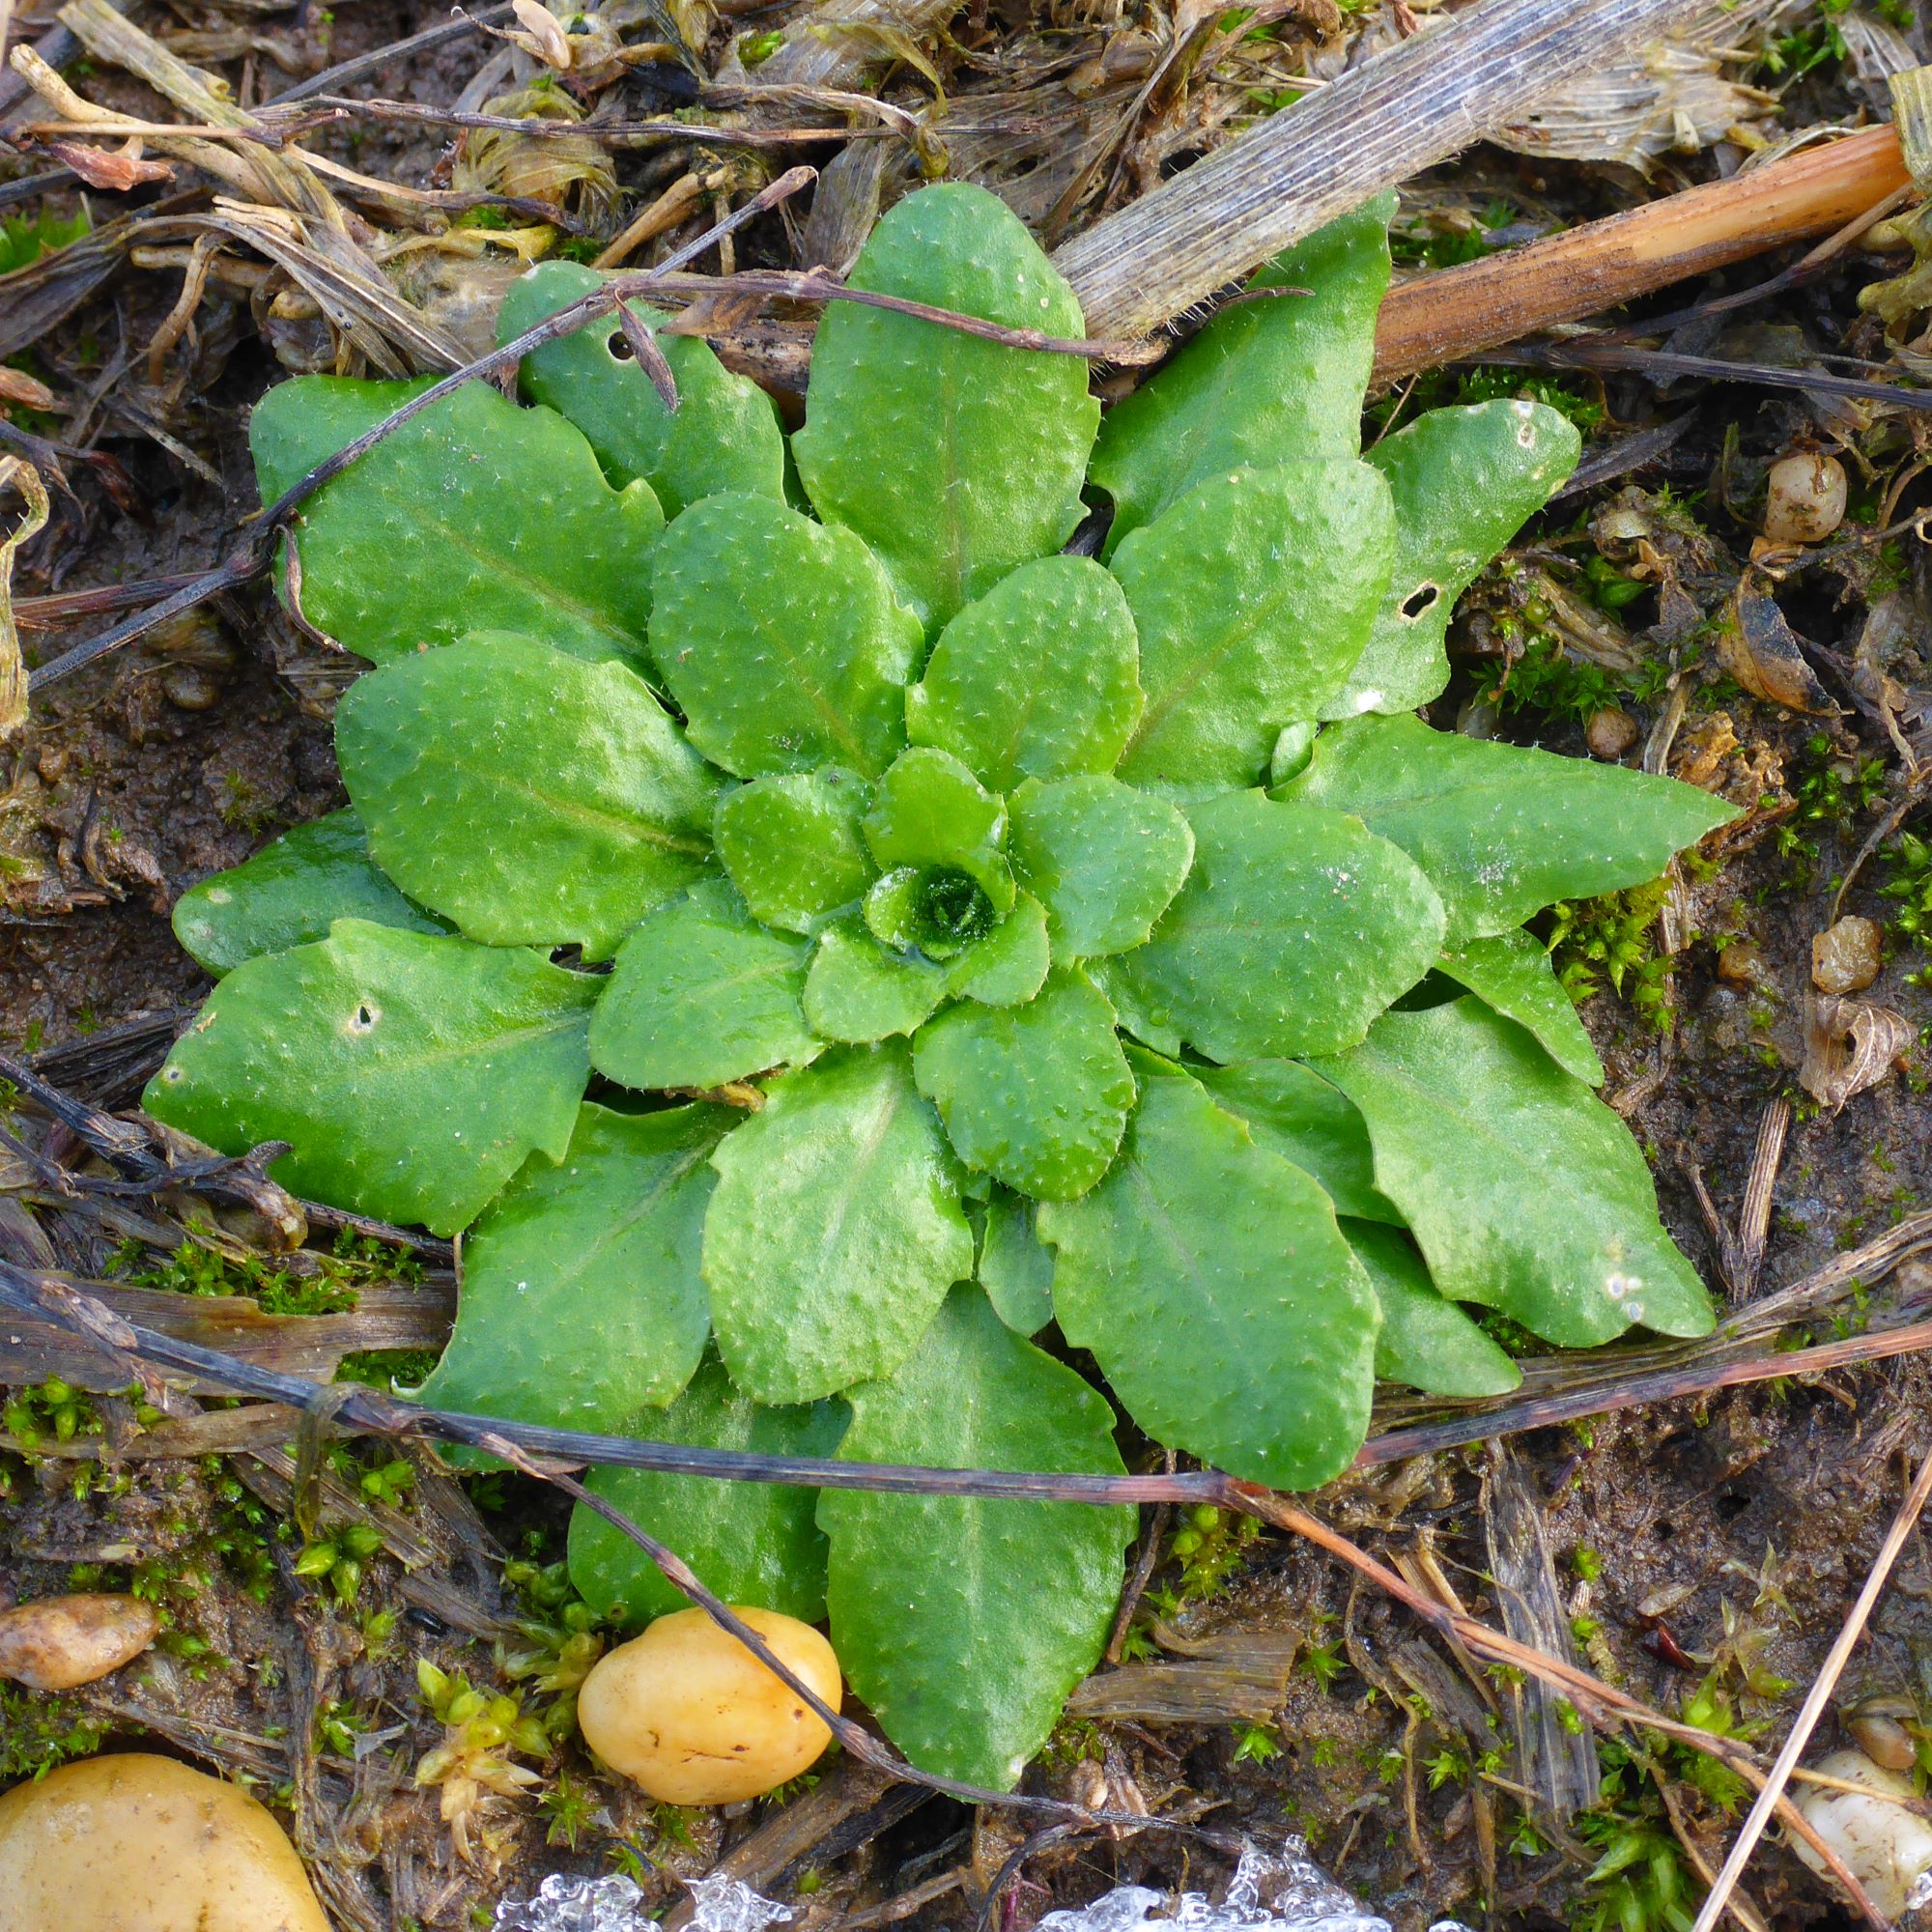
818, 1286, 1133, 1788
1324, 400, 1580, 719
145, 920, 596, 1236
497, 260, 785, 517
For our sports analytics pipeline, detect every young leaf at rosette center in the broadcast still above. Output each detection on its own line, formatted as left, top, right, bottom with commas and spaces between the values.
1109, 792, 1445, 1062
1314, 997, 1716, 1347
338, 634, 717, 960
570, 1352, 846, 1627
590, 879, 817, 1091
1089, 193, 1394, 550
819, 1286, 1133, 1789
905, 555, 1143, 792
793, 183, 1100, 632
1325, 399, 1581, 720
1040, 1057, 1379, 1490
650, 493, 923, 780
945, 892, 1050, 1007
497, 260, 784, 519
172, 808, 447, 977
714, 768, 875, 935
978, 1185, 1054, 1336
145, 921, 595, 1236
1189, 1058, 1401, 1225
1344, 1217, 1520, 1399
914, 967, 1134, 1202
704, 1042, 975, 1404
805, 918, 946, 1042
1112, 461, 1396, 791
861, 749, 1015, 957
1278, 712, 1738, 943
415, 1100, 728, 1441
250, 377, 660, 667
1437, 925, 1604, 1087
1006, 775, 1194, 961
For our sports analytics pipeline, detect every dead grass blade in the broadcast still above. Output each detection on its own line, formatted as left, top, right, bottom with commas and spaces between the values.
1689, 1450, 1932, 1932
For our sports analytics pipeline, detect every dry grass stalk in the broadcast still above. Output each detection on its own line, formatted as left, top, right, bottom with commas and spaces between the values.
0, 457, 49, 739
1689, 1450, 1932, 1932
1053, 0, 1689, 340
1374, 127, 1915, 382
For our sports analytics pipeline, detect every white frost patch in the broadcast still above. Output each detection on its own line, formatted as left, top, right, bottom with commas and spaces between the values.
1036, 1838, 1473, 1932
494, 1873, 793, 1932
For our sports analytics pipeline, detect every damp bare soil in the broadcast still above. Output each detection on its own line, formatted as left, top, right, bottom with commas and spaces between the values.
4, 1, 1932, 1924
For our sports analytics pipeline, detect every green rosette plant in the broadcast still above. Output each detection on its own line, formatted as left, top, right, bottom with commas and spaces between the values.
148, 183, 1737, 1788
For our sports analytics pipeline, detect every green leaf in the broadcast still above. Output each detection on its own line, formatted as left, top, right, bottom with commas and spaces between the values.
1110, 792, 1444, 1062
913, 967, 1134, 1201
713, 768, 875, 935
570, 1352, 845, 1627
819, 1286, 1132, 1788
793, 184, 1099, 631
860, 750, 1014, 954
804, 919, 946, 1042
1313, 998, 1716, 1346
1278, 713, 1738, 942
171, 808, 446, 977
704, 1043, 974, 1404
590, 879, 817, 1090
650, 493, 923, 779
1343, 1218, 1520, 1398
497, 260, 784, 518
1007, 775, 1194, 960
863, 748, 1009, 895
1326, 400, 1581, 719
1112, 462, 1395, 790
415, 1100, 728, 1436
145, 921, 595, 1236
1041, 1061, 1378, 1489
978, 1185, 1053, 1335
337, 634, 717, 959
905, 556, 1143, 790
1438, 926, 1604, 1086
1089, 194, 1393, 548
1189, 1057, 1400, 1224
945, 893, 1050, 1007
250, 377, 661, 666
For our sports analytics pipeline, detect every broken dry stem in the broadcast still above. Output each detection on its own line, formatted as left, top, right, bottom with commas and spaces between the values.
1373, 128, 1915, 384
